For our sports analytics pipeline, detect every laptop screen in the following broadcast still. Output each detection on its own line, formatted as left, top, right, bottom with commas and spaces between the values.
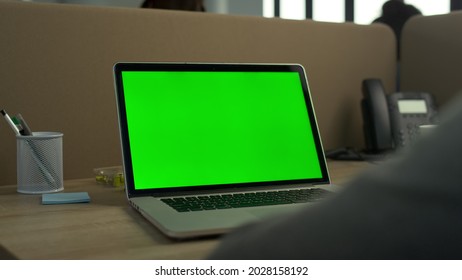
114, 63, 329, 194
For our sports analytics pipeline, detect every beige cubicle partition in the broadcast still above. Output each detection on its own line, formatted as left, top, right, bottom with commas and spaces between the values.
0, 1, 395, 185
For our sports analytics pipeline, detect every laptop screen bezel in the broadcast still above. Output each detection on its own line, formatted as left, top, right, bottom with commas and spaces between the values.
113, 62, 330, 197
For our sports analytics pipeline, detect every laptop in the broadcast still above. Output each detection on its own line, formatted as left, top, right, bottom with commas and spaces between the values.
113, 62, 332, 239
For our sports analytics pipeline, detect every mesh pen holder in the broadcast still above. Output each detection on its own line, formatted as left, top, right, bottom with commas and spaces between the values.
17, 132, 64, 194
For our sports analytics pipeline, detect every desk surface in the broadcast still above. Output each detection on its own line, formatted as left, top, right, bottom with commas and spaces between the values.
0, 160, 370, 260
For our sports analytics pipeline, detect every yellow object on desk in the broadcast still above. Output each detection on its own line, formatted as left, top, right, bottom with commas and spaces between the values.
93, 166, 125, 189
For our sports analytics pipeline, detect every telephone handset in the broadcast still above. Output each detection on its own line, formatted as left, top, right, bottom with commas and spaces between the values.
361, 79, 438, 153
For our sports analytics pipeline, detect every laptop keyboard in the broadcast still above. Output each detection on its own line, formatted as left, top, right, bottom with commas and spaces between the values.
160, 188, 330, 212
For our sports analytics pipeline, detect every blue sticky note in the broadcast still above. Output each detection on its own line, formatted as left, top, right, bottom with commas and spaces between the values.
42, 192, 91, 205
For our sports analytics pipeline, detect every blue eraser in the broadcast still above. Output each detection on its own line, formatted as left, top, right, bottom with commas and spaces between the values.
42, 192, 91, 205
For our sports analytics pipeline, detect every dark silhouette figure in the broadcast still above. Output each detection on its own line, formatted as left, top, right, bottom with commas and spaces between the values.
373, 0, 421, 60
209, 96, 462, 260
141, 0, 206, 12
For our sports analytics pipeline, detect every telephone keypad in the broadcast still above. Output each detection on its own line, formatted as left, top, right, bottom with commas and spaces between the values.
397, 120, 426, 147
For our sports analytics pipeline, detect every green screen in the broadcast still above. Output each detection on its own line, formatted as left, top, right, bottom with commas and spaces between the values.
122, 71, 323, 189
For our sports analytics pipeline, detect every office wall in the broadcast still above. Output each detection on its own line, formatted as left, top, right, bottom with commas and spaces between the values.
206, 0, 263, 16
25, 0, 142, 6
24, 0, 263, 15
400, 12, 462, 108
63, 0, 142, 7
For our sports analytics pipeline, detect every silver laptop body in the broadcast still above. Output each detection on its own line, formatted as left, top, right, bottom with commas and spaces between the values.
114, 62, 332, 239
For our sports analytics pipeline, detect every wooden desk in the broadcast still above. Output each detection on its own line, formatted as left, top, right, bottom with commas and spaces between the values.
0, 160, 370, 260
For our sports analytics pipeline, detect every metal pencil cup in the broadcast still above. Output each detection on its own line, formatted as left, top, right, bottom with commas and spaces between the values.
17, 132, 64, 194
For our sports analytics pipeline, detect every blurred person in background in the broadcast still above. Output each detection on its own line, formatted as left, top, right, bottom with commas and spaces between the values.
141, 0, 206, 12
373, 0, 421, 60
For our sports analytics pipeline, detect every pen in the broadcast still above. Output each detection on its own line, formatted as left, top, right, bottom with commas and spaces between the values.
25, 138, 57, 187
11, 116, 25, 136
15, 114, 33, 136
1, 109, 21, 136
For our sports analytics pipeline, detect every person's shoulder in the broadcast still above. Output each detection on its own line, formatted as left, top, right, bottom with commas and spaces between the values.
373, 16, 385, 23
